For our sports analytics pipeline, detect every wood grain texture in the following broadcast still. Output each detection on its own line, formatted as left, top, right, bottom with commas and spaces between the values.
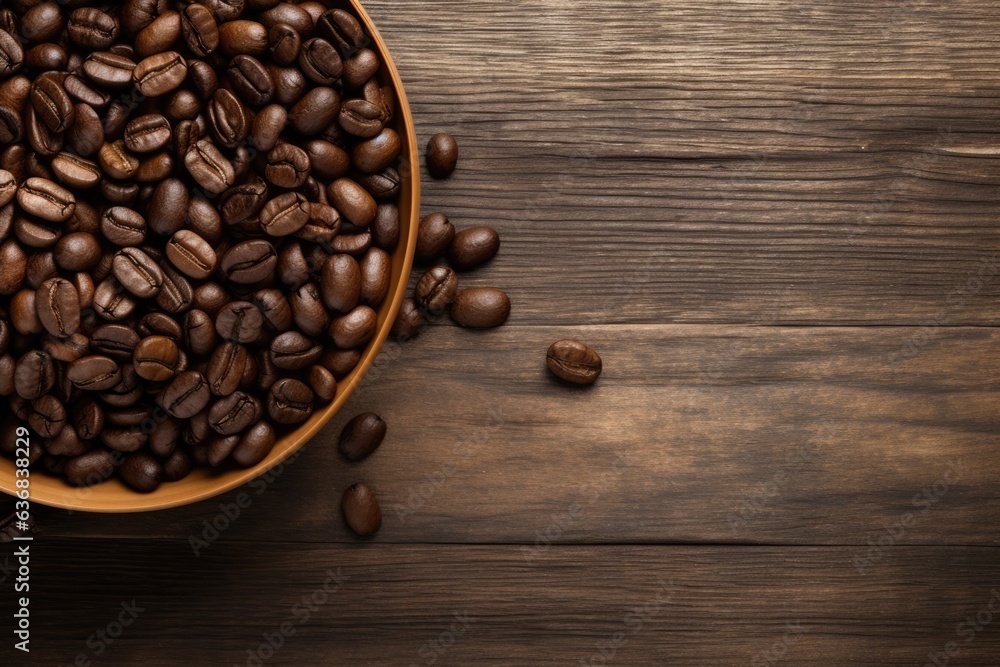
6, 541, 1000, 666
381, 0, 1000, 325
38, 324, 1000, 545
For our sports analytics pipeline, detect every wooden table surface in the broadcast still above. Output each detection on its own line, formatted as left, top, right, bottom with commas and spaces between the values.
6, 1, 1000, 664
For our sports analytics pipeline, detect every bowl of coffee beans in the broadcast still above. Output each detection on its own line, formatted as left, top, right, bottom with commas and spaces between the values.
0, 0, 419, 511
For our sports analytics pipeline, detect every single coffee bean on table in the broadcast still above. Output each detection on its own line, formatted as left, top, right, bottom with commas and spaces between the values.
0, 2, 409, 494
339, 412, 387, 461
425, 132, 458, 179
546, 340, 603, 386
342, 482, 382, 537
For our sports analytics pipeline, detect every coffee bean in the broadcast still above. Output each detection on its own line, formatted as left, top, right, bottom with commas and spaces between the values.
320, 254, 361, 313
426, 132, 459, 178
360, 248, 390, 307
21, 3, 65, 45
339, 412, 386, 461
260, 191, 310, 236
17, 177, 75, 222
66, 103, 104, 156
133, 51, 188, 97
119, 453, 162, 493
318, 9, 367, 58
187, 195, 223, 244
222, 239, 277, 284
341, 482, 381, 537
133, 335, 180, 382
167, 230, 217, 280
98, 140, 140, 180
331, 230, 371, 256
0, 28, 24, 79
188, 60, 218, 100
30, 75, 74, 133
215, 301, 264, 343
449, 226, 501, 271
181, 4, 219, 57
36, 277, 80, 338
358, 167, 401, 202
251, 103, 286, 151
135, 11, 181, 58
138, 312, 183, 341
207, 341, 248, 396
68, 8, 119, 50
208, 88, 250, 148
371, 203, 400, 252
219, 20, 268, 57
290, 282, 328, 337
415, 266, 459, 314
161, 449, 193, 481
329, 178, 376, 227
307, 364, 336, 402
289, 86, 339, 135
28, 394, 65, 438
451, 288, 511, 329
26, 43, 68, 72
165, 89, 202, 121
266, 377, 313, 424
112, 247, 164, 298
298, 37, 341, 85
231, 420, 275, 467
342, 48, 380, 90
270, 331, 322, 370
67, 354, 120, 391
53, 232, 100, 272
184, 138, 235, 193
91, 325, 139, 361
124, 114, 171, 153
546, 340, 602, 385
304, 138, 349, 180
51, 152, 101, 190
159, 370, 210, 418
228, 54, 274, 107
329, 305, 376, 349
391, 298, 425, 340
148, 178, 189, 236
100, 206, 146, 246
265, 141, 310, 189
208, 390, 260, 435
82, 52, 136, 89
416, 213, 455, 263
268, 23, 301, 65
65, 449, 115, 487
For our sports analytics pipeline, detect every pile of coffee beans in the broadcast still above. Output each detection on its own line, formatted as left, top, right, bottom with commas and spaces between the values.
0, 0, 405, 493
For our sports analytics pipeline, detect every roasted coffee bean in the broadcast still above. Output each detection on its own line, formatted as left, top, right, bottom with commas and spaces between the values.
137, 151, 174, 182
318, 9, 367, 58
265, 141, 310, 189
135, 11, 181, 58
251, 103, 286, 151
339, 412, 386, 461
133, 335, 180, 382
289, 282, 328, 336
98, 140, 140, 180
104, 404, 153, 428
449, 226, 501, 271
93, 277, 138, 321
251, 288, 292, 332
25, 43, 68, 72
181, 309, 217, 357
91, 324, 139, 361
278, 240, 310, 287
100, 426, 148, 453
192, 281, 230, 317
112, 247, 163, 298
320, 253, 361, 313
358, 167, 401, 202
158, 370, 210, 418
101, 207, 146, 247
25, 104, 63, 157
304, 364, 336, 403
305, 138, 349, 180
289, 86, 339, 135
231, 420, 275, 467
218, 177, 267, 226
426, 132, 459, 178
270, 63, 308, 105
260, 3, 312, 35
138, 312, 182, 342
0, 28, 24, 79
133, 51, 188, 97
64, 76, 109, 109
391, 298, 425, 340
215, 301, 264, 343
228, 54, 274, 107
271, 331, 323, 371
208, 88, 250, 148
21, 3, 66, 45
341, 482, 381, 537
546, 340, 602, 385
165, 230, 216, 280
161, 449, 193, 481
331, 230, 371, 256
124, 114, 171, 153
329, 305, 376, 349
360, 248, 390, 307
30, 75, 74, 133
119, 453, 162, 493
266, 377, 313, 424
67, 354, 120, 391
371, 203, 400, 251
26, 252, 58, 290
260, 191, 310, 236
415, 266, 458, 314
451, 287, 511, 329
36, 277, 80, 338
65, 449, 115, 487
51, 152, 101, 190
339, 99, 383, 138
207, 341, 248, 396
17, 178, 75, 223
181, 4, 219, 57
53, 232, 101, 272
68, 8, 119, 50
185, 138, 235, 193
187, 195, 223, 244
222, 239, 277, 283
329, 178, 376, 227
165, 89, 202, 121
66, 103, 103, 156
209, 390, 260, 435
148, 417, 181, 458
352, 128, 401, 174
27, 394, 64, 438
147, 178, 188, 236
219, 20, 268, 57
268, 23, 301, 65
342, 48, 379, 90
415, 213, 454, 263
0, 170, 15, 208
83, 52, 136, 89
0, 241, 22, 295
188, 59, 218, 100
45, 424, 87, 457
298, 37, 341, 85
0, 355, 14, 395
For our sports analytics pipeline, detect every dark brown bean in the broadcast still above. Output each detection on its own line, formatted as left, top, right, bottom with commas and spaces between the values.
416, 213, 454, 263
124, 114, 171, 153
415, 266, 458, 314
339, 412, 386, 461
341, 482, 381, 537
158, 370, 210, 418
119, 453, 162, 493
426, 132, 459, 179
231, 420, 275, 467
266, 377, 313, 424
67, 354, 120, 391
451, 288, 511, 329
133, 51, 188, 97
36, 277, 80, 338
65, 449, 115, 487
360, 247, 390, 307
181, 4, 219, 57
328, 305, 377, 349
391, 298, 425, 340
222, 239, 277, 284
448, 226, 501, 271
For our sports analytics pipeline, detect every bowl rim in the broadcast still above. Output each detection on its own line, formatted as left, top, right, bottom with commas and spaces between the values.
0, 0, 420, 513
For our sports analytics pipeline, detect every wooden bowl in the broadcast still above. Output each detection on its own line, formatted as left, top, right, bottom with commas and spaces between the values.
0, 0, 419, 512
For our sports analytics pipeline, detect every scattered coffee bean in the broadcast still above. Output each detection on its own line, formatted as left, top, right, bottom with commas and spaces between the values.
426, 132, 458, 179
415, 213, 454, 263
341, 482, 381, 537
448, 226, 500, 271
339, 412, 386, 461
546, 340, 602, 385
450, 288, 511, 329
415, 266, 459, 314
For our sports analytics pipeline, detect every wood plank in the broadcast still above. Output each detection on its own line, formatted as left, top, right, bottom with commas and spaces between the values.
359, 0, 1000, 324
40, 324, 1000, 545
7, 541, 1000, 666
